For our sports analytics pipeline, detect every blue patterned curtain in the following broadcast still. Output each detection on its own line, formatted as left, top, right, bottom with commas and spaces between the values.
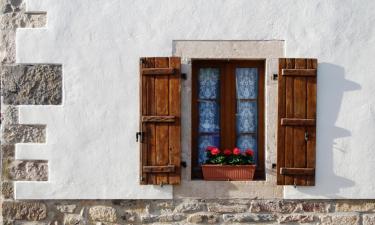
197, 68, 220, 164
235, 68, 258, 164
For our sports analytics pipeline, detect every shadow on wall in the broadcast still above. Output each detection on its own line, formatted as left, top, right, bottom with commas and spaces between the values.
297, 63, 360, 198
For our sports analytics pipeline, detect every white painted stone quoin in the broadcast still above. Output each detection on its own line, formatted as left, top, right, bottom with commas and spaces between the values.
14, 0, 375, 199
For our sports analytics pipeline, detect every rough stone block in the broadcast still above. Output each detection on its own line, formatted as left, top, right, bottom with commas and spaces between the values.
1, 3, 13, 14
0, 12, 46, 30
2, 201, 47, 221
141, 211, 184, 223
64, 213, 86, 225
278, 214, 315, 224
223, 213, 275, 223
1, 0, 22, 13
140, 214, 157, 223
336, 201, 375, 212
174, 199, 203, 213
157, 213, 185, 223
250, 200, 297, 213
56, 204, 77, 213
187, 212, 218, 224
2, 144, 15, 159
2, 219, 15, 225
120, 210, 138, 222
1, 105, 18, 125
6, 160, 48, 181
2, 181, 14, 199
0, 30, 15, 63
363, 214, 375, 225
300, 201, 332, 213
217, 199, 252, 205
1, 64, 62, 105
207, 203, 248, 213
320, 214, 360, 225
154, 200, 175, 209
89, 206, 117, 223
14, 222, 50, 225
2, 124, 46, 144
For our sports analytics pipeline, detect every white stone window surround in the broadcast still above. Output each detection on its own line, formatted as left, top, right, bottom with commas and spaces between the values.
173, 40, 284, 199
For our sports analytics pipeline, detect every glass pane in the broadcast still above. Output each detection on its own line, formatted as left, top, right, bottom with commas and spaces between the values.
236, 68, 258, 99
198, 68, 220, 99
198, 135, 220, 165
199, 101, 220, 133
236, 101, 257, 133
237, 134, 258, 164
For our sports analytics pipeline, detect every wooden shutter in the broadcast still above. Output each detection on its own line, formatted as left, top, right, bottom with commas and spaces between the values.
139, 57, 181, 185
277, 58, 317, 186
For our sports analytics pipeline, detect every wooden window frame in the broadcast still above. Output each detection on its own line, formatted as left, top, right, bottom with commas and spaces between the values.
191, 59, 265, 180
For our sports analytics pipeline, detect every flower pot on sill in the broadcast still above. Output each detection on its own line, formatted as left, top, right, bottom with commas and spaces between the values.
202, 164, 256, 181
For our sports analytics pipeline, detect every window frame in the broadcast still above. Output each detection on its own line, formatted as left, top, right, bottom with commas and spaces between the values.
191, 59, 265, 180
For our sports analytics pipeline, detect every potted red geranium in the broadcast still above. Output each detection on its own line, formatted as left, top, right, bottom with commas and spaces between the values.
202, 146, 256, 181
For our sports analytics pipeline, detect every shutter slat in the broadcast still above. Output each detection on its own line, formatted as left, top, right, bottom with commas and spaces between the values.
293, 59, 308, 186
140, 57, 181, 185
142, 68, 175, 75
142, 116, 176, 123
282, 69, 317, 76
155, 58, 170, 185
281, 118, 316, 126
143, 165, 175, 173
280, 167, 315, 176
140, 58, 156, 184
277, 58, 317, 186
284, 58, 295, 185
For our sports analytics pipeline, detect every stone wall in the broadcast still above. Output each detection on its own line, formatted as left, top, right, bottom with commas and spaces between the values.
2, 1, 375, 225
3, 199, 375, 225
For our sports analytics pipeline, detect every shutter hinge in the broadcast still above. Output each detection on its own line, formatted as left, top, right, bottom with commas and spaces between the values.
180, 161, 187, 168
273, 73, 278, 80
181, 73, 187, 80
136, 132, 145, 142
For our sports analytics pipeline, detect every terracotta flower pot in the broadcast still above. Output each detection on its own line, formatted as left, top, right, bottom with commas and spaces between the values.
202, 164, 256, 181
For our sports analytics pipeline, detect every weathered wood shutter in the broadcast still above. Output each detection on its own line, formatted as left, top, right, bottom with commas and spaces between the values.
277, 58, 317, 186
139, 57, 181, 185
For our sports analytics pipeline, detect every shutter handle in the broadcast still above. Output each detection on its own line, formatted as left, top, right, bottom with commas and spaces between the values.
304, 131, 309, 142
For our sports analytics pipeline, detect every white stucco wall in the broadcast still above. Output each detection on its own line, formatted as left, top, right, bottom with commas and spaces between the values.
14, 0, 375, 199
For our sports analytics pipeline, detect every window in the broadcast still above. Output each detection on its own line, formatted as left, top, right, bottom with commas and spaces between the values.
191, 60, 265, 180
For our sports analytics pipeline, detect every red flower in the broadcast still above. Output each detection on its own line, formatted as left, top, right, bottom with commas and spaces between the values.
206, 146, 215, 151
233, 147, 241, 155
245, 149, 254, 156
211, 147, 220, 155
223, 149, 232, 156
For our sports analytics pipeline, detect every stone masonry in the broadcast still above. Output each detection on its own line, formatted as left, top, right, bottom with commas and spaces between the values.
2, 1, 375, 225
1, 64, 62, 105
2, 199, 375, 225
